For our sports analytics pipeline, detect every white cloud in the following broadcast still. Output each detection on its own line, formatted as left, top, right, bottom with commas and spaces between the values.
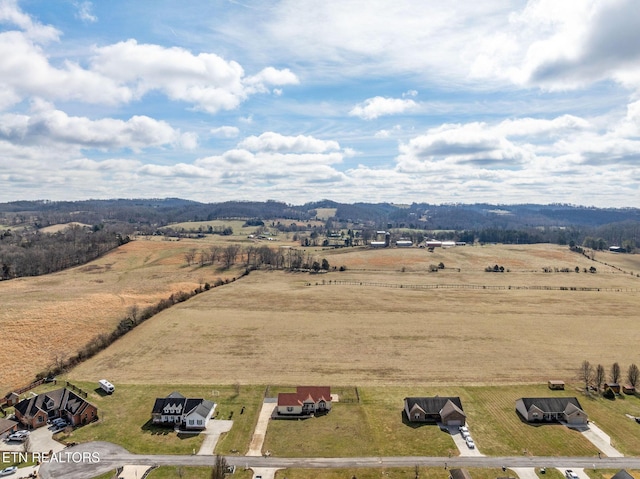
349, 96, 417, 120
73, 1, 97, 23
238, 132, 340, 153
210, 126, 240, 138
0, 101, 187, 151
0, 0, 60, 42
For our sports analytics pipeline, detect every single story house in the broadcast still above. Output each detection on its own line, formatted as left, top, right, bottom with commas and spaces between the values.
548, 380, 565, 390
611, 471, 633, 479
404, 397, 466, 426
14, 388, 98, 429
515, 397, 588, 425
449, 469, 473, 479
277, 386, 332, 416
604, 382, 621, 394
0, 417, 20, 438
151, 392, 216, 430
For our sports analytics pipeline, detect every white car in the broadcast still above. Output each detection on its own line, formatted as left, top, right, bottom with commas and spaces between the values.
460, 430, 470, 439
565, 470, 579, 479
7, 431, 29, 442
0, 466, 18, 476
459, 425, 469, 433
465, 437, 475, 449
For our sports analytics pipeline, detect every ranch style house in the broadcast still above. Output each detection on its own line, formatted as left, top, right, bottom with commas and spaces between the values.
151, 392, 216, 430
276, 386, 332, 416
13, 388, 98, 429
403, 396, 466, 426
515, 397, 588, 425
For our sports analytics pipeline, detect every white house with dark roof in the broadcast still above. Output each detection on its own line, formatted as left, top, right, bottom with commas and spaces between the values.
515, 397, 588, 425
151, 392, 216, 430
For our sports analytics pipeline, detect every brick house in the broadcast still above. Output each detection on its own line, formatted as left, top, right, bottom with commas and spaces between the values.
13, 388, 98, 429
276, 386, 332, 416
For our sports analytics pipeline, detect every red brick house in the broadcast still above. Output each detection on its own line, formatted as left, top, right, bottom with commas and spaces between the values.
277, 386, 332, 416
14, 388, 98, 429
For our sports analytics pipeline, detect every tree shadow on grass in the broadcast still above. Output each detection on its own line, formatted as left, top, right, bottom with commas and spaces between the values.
141, 419, 170, 435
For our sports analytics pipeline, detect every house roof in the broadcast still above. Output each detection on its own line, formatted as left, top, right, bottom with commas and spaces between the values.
404, 397, 464, 415
0, 417, 19, 434
439, 399, 466, 419
611, 471, 633, 479
152, 393, 215, 417
449, 469, 473, 479
518, 397, 584, 414
14, 388, 96, 420
277, 386, 331, 407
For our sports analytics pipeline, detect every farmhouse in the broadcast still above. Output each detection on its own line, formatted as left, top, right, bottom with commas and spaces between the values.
403, 396, 466, 426
276, 386, 332, 416
515, 397, 587, 425
151, 392, 216, 430
13, 388, 98, 429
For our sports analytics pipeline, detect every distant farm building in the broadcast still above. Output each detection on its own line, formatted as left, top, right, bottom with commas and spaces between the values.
396, 239, 413, 247
371, 231, 390, 248
442, 241, 456, 248
604, 382, 621, 394
622, 384, 636, 395
425, 240, 442, 248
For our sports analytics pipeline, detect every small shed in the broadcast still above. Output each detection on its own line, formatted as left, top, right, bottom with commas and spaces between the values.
604, 382, 621, 394
5, 392, 20, 406
622, 384, 635, 395
548, 380, 565, 390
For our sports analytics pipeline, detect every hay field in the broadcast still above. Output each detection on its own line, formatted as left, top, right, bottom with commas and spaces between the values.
0, 237, 245, 392
68, 244, 640, 387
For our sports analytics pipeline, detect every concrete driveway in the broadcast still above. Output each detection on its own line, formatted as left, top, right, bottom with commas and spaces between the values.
446, 425, 484, 457
512, 467, 539, 479
197, 420, 233, 455
247, 398, 277, 456
580, 422, 624, 457
2, 426, 64, 455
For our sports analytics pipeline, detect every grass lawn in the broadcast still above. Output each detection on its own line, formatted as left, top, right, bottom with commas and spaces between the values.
274, 467, 512, 479
146, 465, 253, 479
261, 384, 640, 458
50, 381, 264, 455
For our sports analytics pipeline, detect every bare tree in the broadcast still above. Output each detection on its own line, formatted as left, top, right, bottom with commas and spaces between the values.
222, 244, 241, 269
210, 455, 228, 479
184, 248, 197, 266
579, 360, 593, 391
209, 245, 221, 265
611, 362, 621, 383
595, 364, 605, 392
628, 363, 639, 388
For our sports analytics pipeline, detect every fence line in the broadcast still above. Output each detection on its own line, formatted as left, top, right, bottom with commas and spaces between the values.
319, 280, 638, 293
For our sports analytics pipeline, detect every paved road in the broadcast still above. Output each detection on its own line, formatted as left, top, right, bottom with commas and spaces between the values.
38, 441, 640, 479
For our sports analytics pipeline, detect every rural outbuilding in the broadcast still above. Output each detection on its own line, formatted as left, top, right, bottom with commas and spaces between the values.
548, 380, 565, 390
622, 384, 636, 395
515, 397, 587, 425
604, 382, 621, 394
404, 396, 466, 426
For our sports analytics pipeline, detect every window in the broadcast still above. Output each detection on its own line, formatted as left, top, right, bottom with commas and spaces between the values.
189, 420, 194, 425
287, 407, 293, 412
197, 420, 203, 425
37, 416, 44, 423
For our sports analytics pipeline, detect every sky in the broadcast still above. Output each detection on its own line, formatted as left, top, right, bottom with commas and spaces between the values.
0, 0, 639, 207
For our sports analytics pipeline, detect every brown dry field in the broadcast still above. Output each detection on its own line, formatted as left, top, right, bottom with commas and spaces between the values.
67, 243, 640, 387
0, 236, 250, 392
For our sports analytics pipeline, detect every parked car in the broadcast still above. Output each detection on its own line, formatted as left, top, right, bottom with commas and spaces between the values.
0, 466, 17, 476
7, 431, 29, 442
459, 425, 469, 433
51, 418, 68, 428
565, 470, 579, 479
460, 430, 470, 439
465, 437, 475, 449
